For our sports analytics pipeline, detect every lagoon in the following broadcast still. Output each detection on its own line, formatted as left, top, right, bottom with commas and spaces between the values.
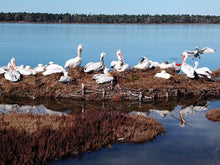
0, 23, 220, 164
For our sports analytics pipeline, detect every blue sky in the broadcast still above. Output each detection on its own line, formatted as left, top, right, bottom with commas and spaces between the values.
0, 0, 220, 15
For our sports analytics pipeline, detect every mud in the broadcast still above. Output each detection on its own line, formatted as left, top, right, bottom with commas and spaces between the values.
0, 67, 219, 101
206, 108, 220, 122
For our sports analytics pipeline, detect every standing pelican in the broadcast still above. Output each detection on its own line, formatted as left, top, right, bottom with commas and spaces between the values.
181, 51, 196, 78
133, 57, 151, 69
64, 44, 83, 68
186, 46, 215, 58
194, 61, 211, 79
43, 62, 66, 76
84, 52, 106, 73
92, 67, 114, 84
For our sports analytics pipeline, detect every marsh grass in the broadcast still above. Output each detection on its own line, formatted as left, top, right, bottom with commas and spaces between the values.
0, 110, 165, 164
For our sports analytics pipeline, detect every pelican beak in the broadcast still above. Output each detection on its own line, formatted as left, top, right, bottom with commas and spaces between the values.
10, 65, 16, 72
176, 63, 181, 66
107, 71, 113, 77
118, 53, 125, 61
181, 55, 185, 64
13, 61, 16, 67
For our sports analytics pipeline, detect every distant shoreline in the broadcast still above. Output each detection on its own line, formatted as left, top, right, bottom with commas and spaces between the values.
1, 12, 220, 24
1, 21, 220, 25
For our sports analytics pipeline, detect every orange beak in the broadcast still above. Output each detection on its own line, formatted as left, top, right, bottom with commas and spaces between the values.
118, 53, 125, 61
10, 65, 16, 72
181, 55, 186, 64
107, 72, 113, 77
176, 63, 181, 67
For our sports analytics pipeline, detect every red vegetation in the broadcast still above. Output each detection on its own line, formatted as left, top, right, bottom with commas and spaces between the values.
0, 110, 165, 164
206, 108, 220, 122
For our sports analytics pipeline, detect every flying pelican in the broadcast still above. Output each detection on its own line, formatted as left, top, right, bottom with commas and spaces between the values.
110, 50, 125, 69
43, 62, 66, 76
59, 71, 73, 83
186, 46, 215, 58
194, 61, 211, 79
84, 52, 106, 73
154, 70, 171, 79
64, 44, 83, 68
133, 57, 151, 69
92, 67, 114, 84
181, 51, 196, 78
4, 63, 21, 82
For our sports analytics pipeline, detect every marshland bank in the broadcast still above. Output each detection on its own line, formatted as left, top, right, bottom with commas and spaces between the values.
0, 67, 220, 101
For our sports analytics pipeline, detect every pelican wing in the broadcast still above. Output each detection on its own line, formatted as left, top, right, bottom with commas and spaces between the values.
64, 57, 81, 68
199, 47, 215, 54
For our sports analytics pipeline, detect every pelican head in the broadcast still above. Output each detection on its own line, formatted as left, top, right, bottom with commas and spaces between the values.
10, 57, 16, 67
117, 50, 125, 61
101, 52, 106, 58
77, 44, 83, 55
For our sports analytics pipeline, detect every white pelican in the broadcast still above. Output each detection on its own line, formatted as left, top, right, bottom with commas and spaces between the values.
33, 63, 46, 73
154, 70, 171, 79
194, 61, 211, 79
4, 63, 21, 82
92, 67, 114, 84
110, 50, 125, 68
16, 65, 36, 76
59, 71, 73, 83
43, 62, 66, 76
186, 46, 215, 58
160, 61, 180, 72
149, 109, 170, 117
133, 57, 151, 69
64, 44, 83, 68
149, 60, 160, 68
0, 66, 8, 74
115, 60, 131, 72
181, 51, 196, 78
84, 52, 106, 73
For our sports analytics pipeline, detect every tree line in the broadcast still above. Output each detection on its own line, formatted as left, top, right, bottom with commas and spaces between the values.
0, 12, 219, 24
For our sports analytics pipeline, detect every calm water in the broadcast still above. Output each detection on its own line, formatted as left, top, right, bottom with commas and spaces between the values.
0, 23, 220, 164
0, 23, 220, 70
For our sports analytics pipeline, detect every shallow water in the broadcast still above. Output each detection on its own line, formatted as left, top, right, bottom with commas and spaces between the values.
0, 97, 220, 165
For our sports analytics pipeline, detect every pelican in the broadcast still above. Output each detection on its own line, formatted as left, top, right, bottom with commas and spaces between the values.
84, 52, 106, 73
64, 44, 83, 68
92, 67, 114, 84
160, 61, 180, 72
59, 71, 73, 83
43, 62, 66, 76
181, 51, 196, 78
33, 63, 46, 73
4, 63, 21, 82
133, 57, 151, 69
110, 50, 125, 69
154, 70, 171, 79
186, 46, 215, 58
16, 65, 36, 76
194, 61, 211, 79
149, 109, 170, 117
149, 60, 160, 68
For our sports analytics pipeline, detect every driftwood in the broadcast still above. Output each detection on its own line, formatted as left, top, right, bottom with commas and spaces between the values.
0, 67, 219, 101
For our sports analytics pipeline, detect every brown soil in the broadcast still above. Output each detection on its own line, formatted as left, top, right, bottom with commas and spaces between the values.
0, 110, 165, 164
206, 108, 220, 122
0, 67, 220, 101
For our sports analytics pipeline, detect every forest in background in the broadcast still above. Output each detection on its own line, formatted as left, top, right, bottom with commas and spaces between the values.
0, 12, 220, 24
